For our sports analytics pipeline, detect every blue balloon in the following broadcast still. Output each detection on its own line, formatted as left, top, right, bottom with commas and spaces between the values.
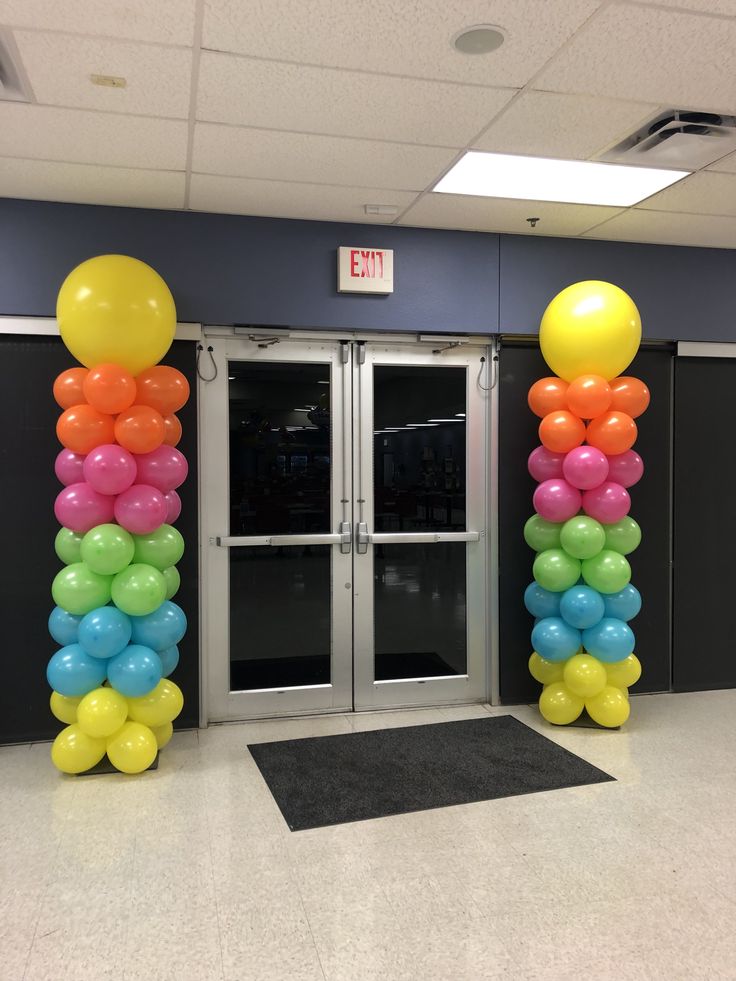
107, 644, 162, 697
48, 607, 82, 646
130, 601, 187, 651
524, 582, 560, 619
603, 584, 642, 622
582, 618, 635, 663
531, 617, 581, 663
560, 586, 605, 630
158, 644, 180, 678
78, 606, 132, 659
46, 644, 107, 697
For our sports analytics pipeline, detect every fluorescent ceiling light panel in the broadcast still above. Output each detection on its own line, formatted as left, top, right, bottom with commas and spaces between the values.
433, 151, 689, 207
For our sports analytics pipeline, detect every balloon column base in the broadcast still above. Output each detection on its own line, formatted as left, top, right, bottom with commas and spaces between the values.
568, 709, 621, 731
73, 752, 159, 776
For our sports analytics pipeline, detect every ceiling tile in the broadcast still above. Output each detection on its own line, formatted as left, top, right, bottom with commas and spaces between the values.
189, 174, 417, 222
0, 157, 185, 209
0, 0, 197, 45
474, 91, 659, 159
582, 209, 736, 247
397, 193, 621, 235
708, 150, 736, 174
637, 171, 736, 216
535, 3, 736, 112
192, 124, 456, 191
202, 0, 601, 87
13, 30, 192, 117
641, 0, 736, 14
0, 103, 188, 169
196, 51, 514, 148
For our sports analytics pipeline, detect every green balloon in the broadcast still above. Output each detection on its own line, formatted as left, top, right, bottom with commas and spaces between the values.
132, 524, 185, 571
55, 527, 83, 565
581, 550, 631, 594
111, 563, 167, 616
560, 516, 605, 560
162, 566, 180, 600
532, 548, 581, 592
604, 517, 641, 555
524, 515, 562, 552
80, 523, 135, 576
52, 562, 113, 616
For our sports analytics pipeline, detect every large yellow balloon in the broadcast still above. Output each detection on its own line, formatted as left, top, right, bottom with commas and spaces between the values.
106, 721, 158, 774
585, 685, 631, 727
77, 687, 128, 739
539, 281, 641, 382
605, 653, 642, 689
56, 255, 176, 375
50, 691, 82, 725
126, 678, 183, 728
151, 721, 173, 749
563, 653, 607, 698
51, 724, 107, 774
539, 682, 584, 725
528, 651, 564, 686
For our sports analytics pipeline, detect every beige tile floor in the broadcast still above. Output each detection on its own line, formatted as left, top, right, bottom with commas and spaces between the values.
2, 691, 736, 981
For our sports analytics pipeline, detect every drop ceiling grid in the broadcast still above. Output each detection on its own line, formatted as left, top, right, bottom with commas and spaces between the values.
0, 0, 734, 245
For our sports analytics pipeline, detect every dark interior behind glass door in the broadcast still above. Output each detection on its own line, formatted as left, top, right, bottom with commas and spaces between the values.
228, 362, 332, 690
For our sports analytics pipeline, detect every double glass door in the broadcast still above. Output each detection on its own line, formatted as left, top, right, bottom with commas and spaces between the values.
203, 335, 489, 721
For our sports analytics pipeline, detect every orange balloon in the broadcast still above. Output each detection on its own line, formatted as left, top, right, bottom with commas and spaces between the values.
586, 411, 637, 455
135, 366, 190, 415
57, 404, 115, 454
566, 374, 612, 419
162, 413, 182, 447
609, 376, 650, 419
53, 368, 88, 410
539, 410, 586, 453
528, 377, 569, 418
82, 363, 137, 414
114, 405, 165, 454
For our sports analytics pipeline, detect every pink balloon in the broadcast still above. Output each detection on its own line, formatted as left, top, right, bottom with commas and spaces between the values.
134, 446, 188, 493
114, 484, 167, 535
562, 446, 609, 491
606, 450, 644, 488
528, 446, 565, 482
55, 449, 86, 486
164, 490, 182, 524
533, 479, 582, 523
83, 444, 137, 496
54, 482, 115, 534
582, 481, 631, 523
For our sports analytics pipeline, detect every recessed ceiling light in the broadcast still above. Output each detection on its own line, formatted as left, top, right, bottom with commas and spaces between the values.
452, 25, 505, 55
433, 151, 689, 207
455, 413, 466, 417
428, 418, 464, 423
408, 423, 439, 427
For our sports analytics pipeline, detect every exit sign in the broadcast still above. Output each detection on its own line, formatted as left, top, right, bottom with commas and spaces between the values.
337, 247, 394, 294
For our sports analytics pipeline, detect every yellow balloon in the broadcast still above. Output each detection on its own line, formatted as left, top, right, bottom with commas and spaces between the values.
605, 653, 642, 689
56, 254, 176, 375
539, 281, 641, 381
126, 678, 183, 728
528, 651, 564, 686
539, 682, 584, 725
50, 691, 82, 725
151, 721, 173, 749
586, 685, 631, 727
77, 687, 128, 739
106, 721, 158, 774
51, 724, 106, 774
563, 653, 607, 698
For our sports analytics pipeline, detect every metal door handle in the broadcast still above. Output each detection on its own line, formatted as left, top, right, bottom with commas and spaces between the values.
356, 521, 369, 554
339, 520, 352, 554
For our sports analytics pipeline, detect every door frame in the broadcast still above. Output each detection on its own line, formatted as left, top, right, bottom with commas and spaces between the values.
198, 329, 497, 724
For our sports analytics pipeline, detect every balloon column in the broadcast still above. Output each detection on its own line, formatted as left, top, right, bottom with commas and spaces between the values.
525, 281, 648, 728
48, 255, 188, 774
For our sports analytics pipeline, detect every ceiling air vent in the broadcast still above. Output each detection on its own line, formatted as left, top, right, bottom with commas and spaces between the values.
0, 29, 34, 103
599, 109, 736, 171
